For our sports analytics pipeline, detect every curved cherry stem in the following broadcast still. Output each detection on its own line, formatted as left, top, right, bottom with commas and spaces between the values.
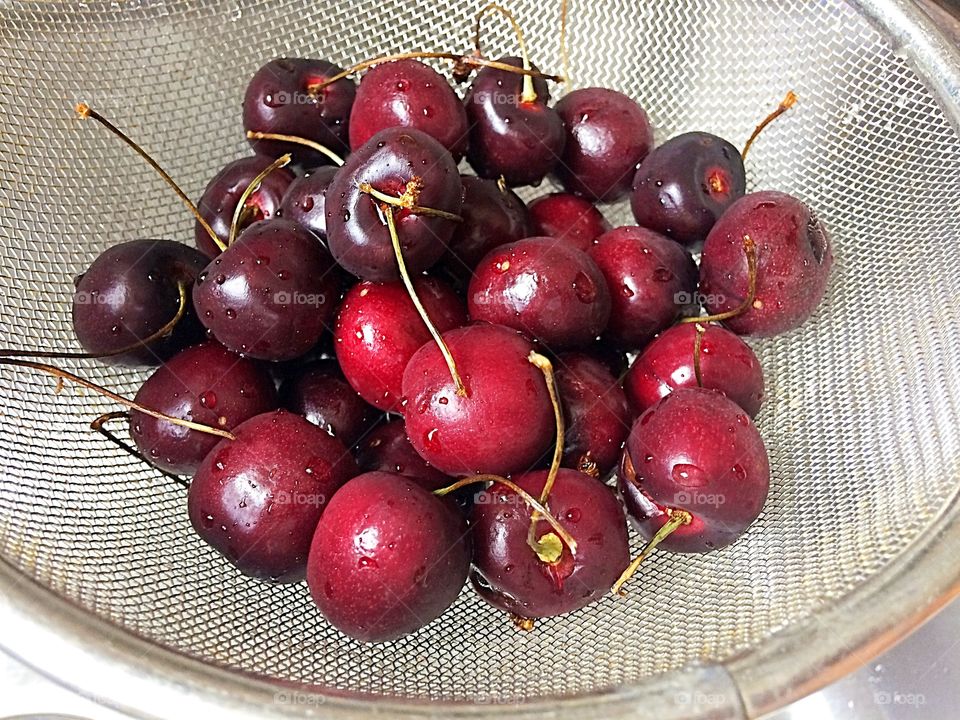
245, 131, 345, 167
228, 153, 292, 246
0, 358, 235, 441
680, 235, 757, 325
91, 411, 190, 489
74, 103, 226, 253
611, 508, 693, 596
358, 181, 463, 222
693, 323, 706, 388
473, 3, 537, 103
0, 282, 188, 361
741, 90, 798, 161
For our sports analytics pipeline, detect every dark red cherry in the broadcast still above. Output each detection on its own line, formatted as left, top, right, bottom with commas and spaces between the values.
279, 359, 377, 448
325, 128, 462, 281
188, 409, 358, 582
194, 156, 295, 258
334, 277, 465, 411
618, 388, 770, 552
72, 239, 207, 366
699, 191, 833, 337
464, 56, 565, 187
624, 323, 764, 417
353, 419, 451, 491
527, 192, 610, 252
402, 323, 554, 476
306, 471, 470, 642
192, 218, 341, 361
470, 469, 629, 618
553, 87, 653, 203
278, 166, 339, 242
243, 58, 355, 165
555, 353, 632, 477
630, 131, 746, 247
588, 226, 697, 351
130, 341, 277, 475
468, 237, 611, 350
349, 59, 469, 161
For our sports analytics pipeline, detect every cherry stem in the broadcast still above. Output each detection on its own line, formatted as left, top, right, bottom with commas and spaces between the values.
0, 282, 188, 361
228, 153, 292, 246
306, 51, 563, 95
741, 90, 798, 161
473, 3, 537, 103
358, 181, 463, 222
680, 235, 757, 325
380, 205, 467, 397
525, 351, 565, 559
611, 508, 693, 596
559, 0, 570, 85
434, 474, 578, 554
74, 103, 227, 253
244, 131, 345, 167
91, 411, 190, 489
0, 358, 236, 441
511, 614, 535, 632
693, 323, 706, 388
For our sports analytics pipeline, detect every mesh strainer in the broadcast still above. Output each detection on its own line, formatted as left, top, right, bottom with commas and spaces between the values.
1, 0, 959, 718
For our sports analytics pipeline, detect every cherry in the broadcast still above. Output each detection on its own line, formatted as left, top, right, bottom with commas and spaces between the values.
334, 277, 465, 412
470, 469, 629, 619
402, 323, 554, 476
699, 191, 833, 337
618, 387, 769, 553
468, 238, 611, 350
279, 359, 377, 448
277, 166, 339, 242
188, 409, 357, 582
193, 218, 341, 361
243, 58, 355, 166
306, 471, 470, 642
527, 192, 610, 252
130, 341, 277, 475
630, 132, 746, 247
464, 56, 565, 187
555, 353, 632, 477
624, 323, 764, 418
194, 156, 295, 258
72, 239, 207, 366
349, 59, 469, 161
588, 226, 697, 351
553, 88, 653, 202
353, 419, 450, 491
325, 128, 462, 281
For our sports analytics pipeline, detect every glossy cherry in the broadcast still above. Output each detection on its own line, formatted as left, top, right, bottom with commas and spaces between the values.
334, 277, 465, 411
553, 88, 653, 202
72, 239, 207, 366
470, 469, 629, 618
192, 218, 340, 361
278, 166, 339, 242
349, 59, 469, 160
527, 193, 610, 252
618, 388, 770, 552
624, 323, 764, 417
306, 471, 470, 642
188, 409, 358, 582
353, 419, 451, 491
699, 191, 833, 337
588, 226, 697, 351
402, 323, 554, 476
468, 238, 611, 350
464, 56, 565, 187
325, 128, 462, 281
630, 132, 746, 247
243, 58, 355, 165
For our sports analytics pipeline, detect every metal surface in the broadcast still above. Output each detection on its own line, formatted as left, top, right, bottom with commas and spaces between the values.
0, 0, 959, 718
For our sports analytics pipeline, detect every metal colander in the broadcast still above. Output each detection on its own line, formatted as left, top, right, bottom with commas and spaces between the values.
1, 0, 959, 718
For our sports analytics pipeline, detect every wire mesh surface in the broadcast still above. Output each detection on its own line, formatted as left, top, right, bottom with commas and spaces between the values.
0, 0, 959, 707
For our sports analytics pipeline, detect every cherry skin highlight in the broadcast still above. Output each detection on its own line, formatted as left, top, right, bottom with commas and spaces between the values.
306, 471, 470, 642
188, 409, 358, 582
624, 323, 764, 418
618, 387, 770, 552
353, 419, 451, 491
278, 166, 339, 242
527, 192, 611, 252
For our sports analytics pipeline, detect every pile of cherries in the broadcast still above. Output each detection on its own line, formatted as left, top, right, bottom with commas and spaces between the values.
4, 10, 832, 643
